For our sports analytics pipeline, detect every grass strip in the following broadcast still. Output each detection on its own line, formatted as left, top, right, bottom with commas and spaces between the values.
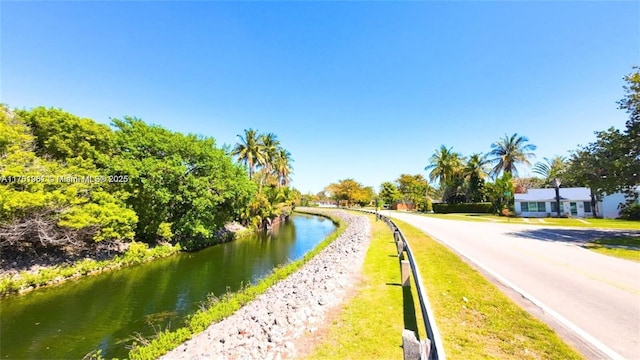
125, 210, 345, 360
585, 236, 640, 262
0, 242, 180, 297
414, 212, 640, 229
393, 218, 585, 360
306, 214, 423, 359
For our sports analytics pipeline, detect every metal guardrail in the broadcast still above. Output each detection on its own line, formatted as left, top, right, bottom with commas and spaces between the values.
351, 208, 446, 360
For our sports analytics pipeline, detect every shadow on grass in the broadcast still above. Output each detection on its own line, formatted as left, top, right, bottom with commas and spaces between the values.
402, 285, 420, 339
384, 281, 420, 338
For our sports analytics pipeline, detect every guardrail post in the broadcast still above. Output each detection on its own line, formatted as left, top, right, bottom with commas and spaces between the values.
402, 329, 429, 360
351, 209, 445, 359
401, 260, 411, 287
397, 240, 405, 257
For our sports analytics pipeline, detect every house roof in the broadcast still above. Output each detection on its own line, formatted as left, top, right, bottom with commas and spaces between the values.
515, 187, 591, 202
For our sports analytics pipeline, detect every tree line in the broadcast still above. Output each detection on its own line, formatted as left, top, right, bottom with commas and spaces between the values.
416, 68, 639, 217
311, 68, 639, 219
0, 106, 298, 255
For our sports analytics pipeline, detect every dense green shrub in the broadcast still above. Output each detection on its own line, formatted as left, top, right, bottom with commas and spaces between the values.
433, 202, 493, 213
620, 203, 640, 220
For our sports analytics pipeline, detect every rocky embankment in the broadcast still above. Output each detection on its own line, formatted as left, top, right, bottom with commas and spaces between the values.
162, 209, 371, 360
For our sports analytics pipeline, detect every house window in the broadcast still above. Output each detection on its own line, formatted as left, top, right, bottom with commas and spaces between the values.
521, 202, 546, 213
551, 202, 564, 213
584, 201, 592, 213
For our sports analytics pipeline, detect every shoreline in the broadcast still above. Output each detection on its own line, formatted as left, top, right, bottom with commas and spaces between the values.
157, 209, 370, 360
0, 222, 251, 297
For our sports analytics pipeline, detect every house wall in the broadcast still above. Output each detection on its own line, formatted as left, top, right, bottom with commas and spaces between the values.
601, 192, 627, 219
515, 201, 550, 217
515, 201, 592, 217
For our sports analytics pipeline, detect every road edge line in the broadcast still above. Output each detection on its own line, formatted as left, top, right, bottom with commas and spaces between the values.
390, 214, 626, 360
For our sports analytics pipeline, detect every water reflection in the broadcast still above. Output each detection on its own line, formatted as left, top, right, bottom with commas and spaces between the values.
0, 214, 335, 359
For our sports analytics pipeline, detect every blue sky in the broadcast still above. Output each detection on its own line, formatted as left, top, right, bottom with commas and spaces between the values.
2, 1, 638, 194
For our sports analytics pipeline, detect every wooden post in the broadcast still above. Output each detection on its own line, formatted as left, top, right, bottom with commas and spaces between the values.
401, 260, 411, 287
402, 329, 429, 360
397, 240, 405, 257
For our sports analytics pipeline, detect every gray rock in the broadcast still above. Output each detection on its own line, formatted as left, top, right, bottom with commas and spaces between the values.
160, 210, 371, 360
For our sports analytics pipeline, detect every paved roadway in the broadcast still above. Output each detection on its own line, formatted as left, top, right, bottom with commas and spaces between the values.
379, 211, 640, 360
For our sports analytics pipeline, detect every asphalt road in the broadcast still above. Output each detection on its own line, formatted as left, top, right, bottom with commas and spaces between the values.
380, 211, 640, 360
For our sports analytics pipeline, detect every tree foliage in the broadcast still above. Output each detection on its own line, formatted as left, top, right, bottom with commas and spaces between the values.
379, 181, 401, 206
564, 68, 640, 216
325, 179, 373, 207
0, 106, 276, 255
488, 133, 537, 177
532, 156, 570, 187
109, 117, 255, 245
0, 106, 137, 252
484, 173, 515, 214
230, 129, 296, 228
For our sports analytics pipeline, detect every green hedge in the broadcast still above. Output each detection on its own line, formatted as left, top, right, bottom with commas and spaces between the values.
433, 202, 493, 214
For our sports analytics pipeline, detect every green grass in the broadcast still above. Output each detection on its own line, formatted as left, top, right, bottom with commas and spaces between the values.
305, 215, 423, 359
393, 218, 584, 360
411, 212, 640, 229
125, 210, 346, 360
585, 236, 640, 262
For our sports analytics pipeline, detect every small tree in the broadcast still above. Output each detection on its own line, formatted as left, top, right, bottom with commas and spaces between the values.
486, 173, 515, 215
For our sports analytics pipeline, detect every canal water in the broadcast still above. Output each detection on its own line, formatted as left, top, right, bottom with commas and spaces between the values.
0, 214, 336, 359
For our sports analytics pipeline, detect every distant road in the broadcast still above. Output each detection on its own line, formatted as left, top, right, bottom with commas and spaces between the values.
380, 211, 640, 360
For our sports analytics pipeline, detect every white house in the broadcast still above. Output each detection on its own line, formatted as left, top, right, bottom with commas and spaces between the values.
599, 187, 640, 218
514, 187, 593, 218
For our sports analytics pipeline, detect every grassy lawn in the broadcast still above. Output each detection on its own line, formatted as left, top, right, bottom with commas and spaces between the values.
305, 215, 423, 359
411, 212, 640, 229
393, 218, 584, 360
585, 236, 640, 262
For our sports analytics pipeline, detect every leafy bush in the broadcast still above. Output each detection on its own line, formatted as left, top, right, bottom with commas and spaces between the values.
425, 198, 433, 212
433, 202, 493, 213
620, 203, 640, 220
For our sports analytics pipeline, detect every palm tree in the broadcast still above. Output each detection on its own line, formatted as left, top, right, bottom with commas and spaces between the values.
272, 148, 293, 187
231, 128, 264, 180
260, 133, 280, 171
425, 145, 464, 201
424, 145, 464, 184
489, 133, 537, 177
532, 156, 567, 186
463, 153, 491, 180
463, 153, 491, 202
257, 133, 281, 187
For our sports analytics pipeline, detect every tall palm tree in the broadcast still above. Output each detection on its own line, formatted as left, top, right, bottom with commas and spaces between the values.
231, 128, 264, 180
425, 145, 464, 201
463, 153, 491, 202
257, 133, 281, 187
532, 155, 567, 186
273, 148, 293, 187
489, 133, 537, 177
260, 133, 280, 171
463, 153, 491, 181
425, 145, 464, 184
